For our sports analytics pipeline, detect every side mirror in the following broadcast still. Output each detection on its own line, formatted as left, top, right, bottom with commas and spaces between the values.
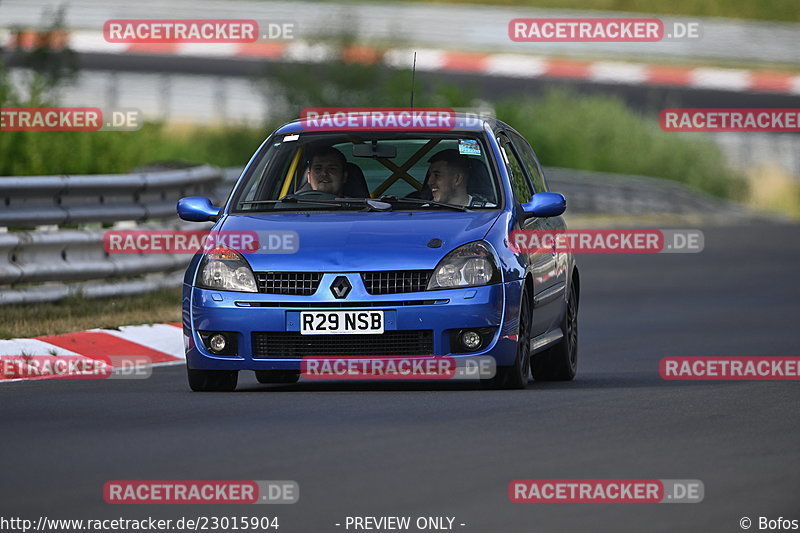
521, 192, 566, 218
177, 196, 221, 222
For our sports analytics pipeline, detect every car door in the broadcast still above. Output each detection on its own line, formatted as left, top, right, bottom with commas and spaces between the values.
501, 131, 566, 335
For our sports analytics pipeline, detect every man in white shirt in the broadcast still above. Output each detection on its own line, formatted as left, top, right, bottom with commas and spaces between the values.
426, 149, 473, 206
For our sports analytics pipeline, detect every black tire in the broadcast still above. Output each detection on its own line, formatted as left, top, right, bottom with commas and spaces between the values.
531, 284, 578, 381
482, 289, 532, 390
255, 370, 300, 384
187, 367, 238, 392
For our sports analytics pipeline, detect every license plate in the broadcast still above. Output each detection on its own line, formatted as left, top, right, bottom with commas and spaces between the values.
300, 311, 384, 335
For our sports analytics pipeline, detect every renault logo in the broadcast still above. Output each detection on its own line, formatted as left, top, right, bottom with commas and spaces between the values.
330, 276, 352, 299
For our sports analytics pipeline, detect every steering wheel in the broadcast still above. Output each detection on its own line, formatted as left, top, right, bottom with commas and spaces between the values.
288, 189, 337, 200
271, 189, 339, 209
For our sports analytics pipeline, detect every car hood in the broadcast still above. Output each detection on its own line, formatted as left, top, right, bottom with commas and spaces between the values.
219, 211, 501, 271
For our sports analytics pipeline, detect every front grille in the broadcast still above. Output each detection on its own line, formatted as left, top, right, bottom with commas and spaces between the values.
256, 272, 322, 295
236, 300, 446, 308
252, 330, 434, 358
361, 270, 432, 295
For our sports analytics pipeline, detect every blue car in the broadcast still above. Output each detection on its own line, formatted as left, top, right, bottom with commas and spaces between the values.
177, 114, 579, 391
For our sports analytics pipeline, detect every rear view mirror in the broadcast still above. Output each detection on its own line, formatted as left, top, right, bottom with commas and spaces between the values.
353, 141, 397, 158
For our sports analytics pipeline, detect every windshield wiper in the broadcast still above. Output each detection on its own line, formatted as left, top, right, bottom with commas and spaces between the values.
240, 196, 393, 211
377, 195, 469, 212
240, 197, 341, 207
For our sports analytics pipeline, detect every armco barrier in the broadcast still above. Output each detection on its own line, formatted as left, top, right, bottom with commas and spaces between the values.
0, 164, 751, 305
543, 167, 750, 216
0, 165, 222, 228
0, 165, 237, 305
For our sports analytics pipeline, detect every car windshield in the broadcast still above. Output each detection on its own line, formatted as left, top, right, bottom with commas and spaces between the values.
232, 132, 501, 212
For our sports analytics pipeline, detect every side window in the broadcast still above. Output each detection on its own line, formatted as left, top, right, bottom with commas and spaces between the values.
509, 131, 547, 193
236, 144, 281, 206
499, 136, 533, 203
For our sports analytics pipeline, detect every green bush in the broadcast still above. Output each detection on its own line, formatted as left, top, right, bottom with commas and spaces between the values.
264, 59, 477, 119
496, 91, 747, 199
2, 54, 745, 200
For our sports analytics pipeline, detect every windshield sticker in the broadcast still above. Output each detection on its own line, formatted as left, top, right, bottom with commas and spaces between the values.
458, 139, 481, 156
283, 134, 299, 142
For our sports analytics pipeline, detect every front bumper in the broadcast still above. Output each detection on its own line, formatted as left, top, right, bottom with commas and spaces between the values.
183, 275, 523, 371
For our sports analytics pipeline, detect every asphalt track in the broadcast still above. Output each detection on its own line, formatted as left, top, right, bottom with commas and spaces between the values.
1, 223, 799, 532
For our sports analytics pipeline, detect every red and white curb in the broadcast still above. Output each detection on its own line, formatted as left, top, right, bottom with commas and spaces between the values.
4, 29, 800, 95
0, 323, 184, 383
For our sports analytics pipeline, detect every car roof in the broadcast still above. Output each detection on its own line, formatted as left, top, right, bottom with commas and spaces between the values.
273, 112, 507, 136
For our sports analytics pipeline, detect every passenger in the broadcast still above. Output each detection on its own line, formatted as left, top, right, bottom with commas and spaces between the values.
305, 146, 348, 197
426, 149, 475, 206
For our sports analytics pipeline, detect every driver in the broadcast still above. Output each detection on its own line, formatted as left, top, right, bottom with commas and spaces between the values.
305, 146, 348, 197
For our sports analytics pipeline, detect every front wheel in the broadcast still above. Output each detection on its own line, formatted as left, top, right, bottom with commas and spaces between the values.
530, 284, 578, 381
187, 367, 238, 392
482, 289, 531, 390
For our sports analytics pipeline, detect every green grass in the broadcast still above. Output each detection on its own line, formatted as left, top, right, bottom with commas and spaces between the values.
399, 0, 800, 23
0, 288, 182, 339
0, 122, 268, 176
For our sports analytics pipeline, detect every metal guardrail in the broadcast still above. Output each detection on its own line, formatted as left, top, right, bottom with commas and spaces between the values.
0, 164, 754, 305
0, 165, 222, 228
0, 229, 188, 285
544, 167, 751, 216
0, 165, 236, 305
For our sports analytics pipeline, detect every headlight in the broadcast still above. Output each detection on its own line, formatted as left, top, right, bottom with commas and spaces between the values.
427, 241, 500, 290
196, 245, 257, 292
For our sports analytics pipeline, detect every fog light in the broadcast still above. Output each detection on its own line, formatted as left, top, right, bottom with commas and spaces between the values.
461, 330, 481, 350
209, 334, 227, 353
